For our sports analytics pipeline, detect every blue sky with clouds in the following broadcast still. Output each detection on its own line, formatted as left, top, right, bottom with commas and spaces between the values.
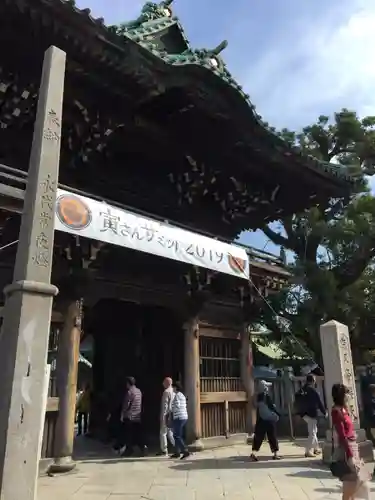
77, 0, 375, 254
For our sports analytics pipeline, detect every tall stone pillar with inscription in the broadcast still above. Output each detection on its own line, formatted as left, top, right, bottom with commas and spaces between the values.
0, 46, 66, 500
320, 320, 373, 463
184, 318, 204, 451
51, 299, 83, 473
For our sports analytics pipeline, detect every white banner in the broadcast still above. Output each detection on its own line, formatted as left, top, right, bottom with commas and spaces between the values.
54, 189, 249, 279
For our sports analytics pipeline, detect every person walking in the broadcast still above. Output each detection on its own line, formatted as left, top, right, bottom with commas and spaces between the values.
297, 374, 327, 458
170, 381, 190, 459
331, 383, 370, 500
76, 383, 91, 436
157, 377, 175, 456
75, 388, 83, 424
250, 380, 281, 461
120, 376, 146, 457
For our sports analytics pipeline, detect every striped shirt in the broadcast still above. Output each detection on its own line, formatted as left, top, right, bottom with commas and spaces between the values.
172, 392, 188, 420
122, 386, 142, 422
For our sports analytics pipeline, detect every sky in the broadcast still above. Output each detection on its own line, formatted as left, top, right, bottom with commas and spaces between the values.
77, 0, 375, 255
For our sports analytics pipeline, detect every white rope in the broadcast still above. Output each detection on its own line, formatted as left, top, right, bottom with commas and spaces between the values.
0, 239, 18, 252
248, 276, 321, 370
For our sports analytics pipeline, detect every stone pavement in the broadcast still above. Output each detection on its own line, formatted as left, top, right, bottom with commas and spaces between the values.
38, 439, 375, 500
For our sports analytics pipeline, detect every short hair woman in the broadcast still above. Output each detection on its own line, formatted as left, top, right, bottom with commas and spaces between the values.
170, 382, 190, 459
331, 383, 371, 500
250, 380, 281, 462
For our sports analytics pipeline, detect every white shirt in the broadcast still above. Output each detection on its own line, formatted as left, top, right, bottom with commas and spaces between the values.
160, 386, 175, 419
172, 392, 188, 420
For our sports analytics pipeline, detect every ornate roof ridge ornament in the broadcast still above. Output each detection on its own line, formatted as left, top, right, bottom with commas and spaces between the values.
119, 0, 175, 31
206, 40, 228, 68
208, 40, 228, 57
174, 41, 228, 70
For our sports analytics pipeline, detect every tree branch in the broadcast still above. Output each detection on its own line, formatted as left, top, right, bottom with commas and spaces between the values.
332, 239, 375, 290
283, 217, 295, 241
262, 225, 297, 252
305, 235, 321, 262
328, 144, 346, 160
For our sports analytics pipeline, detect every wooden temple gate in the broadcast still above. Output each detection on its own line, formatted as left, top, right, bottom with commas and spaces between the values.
0, 0, 356, 473
35, 249, 288, 463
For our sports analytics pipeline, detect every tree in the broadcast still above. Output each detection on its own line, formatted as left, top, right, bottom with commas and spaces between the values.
261, 110, 375, 362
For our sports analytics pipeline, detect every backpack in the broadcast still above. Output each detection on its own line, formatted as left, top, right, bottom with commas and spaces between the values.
294, 387, 308, 416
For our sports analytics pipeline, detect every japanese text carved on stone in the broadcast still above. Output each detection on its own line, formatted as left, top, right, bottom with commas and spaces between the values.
32, 169, 57, 268
339, 331, 358, 423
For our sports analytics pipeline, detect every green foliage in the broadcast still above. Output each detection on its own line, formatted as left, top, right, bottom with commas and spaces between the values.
262, 109, 375, 363
278, 110, 375, 178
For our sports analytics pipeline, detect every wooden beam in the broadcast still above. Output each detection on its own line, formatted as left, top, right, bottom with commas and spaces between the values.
250, 260, 290, 278
200, 392, 247, 404
199, 324, 240, 339
0, 184, 24, 201
0, 187, 24, 213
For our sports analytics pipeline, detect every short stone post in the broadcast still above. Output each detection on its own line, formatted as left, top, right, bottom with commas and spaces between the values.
320, 320, 373, 463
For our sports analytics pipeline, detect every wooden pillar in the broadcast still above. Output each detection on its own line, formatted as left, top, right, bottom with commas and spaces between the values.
50, 299, 82, 472
240, 326, 255, 441
183, 318, 204, 451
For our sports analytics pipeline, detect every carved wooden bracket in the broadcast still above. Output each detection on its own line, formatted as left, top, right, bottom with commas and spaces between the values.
184, 291, 208, 320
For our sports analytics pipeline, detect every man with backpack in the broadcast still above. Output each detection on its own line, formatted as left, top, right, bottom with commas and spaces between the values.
295, 374, 327, 457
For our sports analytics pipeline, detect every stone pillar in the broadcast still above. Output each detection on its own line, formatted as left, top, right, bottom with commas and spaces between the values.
50, 300, 82, 473
0, 46, 65, 500
240, 327, 255, 442
320, 320, 373, 463
184, 318, 204, 451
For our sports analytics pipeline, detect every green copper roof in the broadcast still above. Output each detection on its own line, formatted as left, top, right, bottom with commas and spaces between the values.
104, 0, 354, 185
15, 0, 357, 187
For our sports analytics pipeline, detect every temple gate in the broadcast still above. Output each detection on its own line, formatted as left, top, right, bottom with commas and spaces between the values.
0, 0, 357, 472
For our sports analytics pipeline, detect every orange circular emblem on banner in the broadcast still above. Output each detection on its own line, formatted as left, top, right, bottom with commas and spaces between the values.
56, 194, 92, 230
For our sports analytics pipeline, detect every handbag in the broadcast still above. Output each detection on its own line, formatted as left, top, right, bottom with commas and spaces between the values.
330, 459, 352, 479
329, 425, 352, 479
257, 401, 279, 423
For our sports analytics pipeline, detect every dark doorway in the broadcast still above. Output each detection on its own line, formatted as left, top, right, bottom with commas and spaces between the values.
90, 299, 184, 443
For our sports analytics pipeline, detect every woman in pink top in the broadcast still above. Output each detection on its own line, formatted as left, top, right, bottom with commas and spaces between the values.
331, 384, 370, 500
